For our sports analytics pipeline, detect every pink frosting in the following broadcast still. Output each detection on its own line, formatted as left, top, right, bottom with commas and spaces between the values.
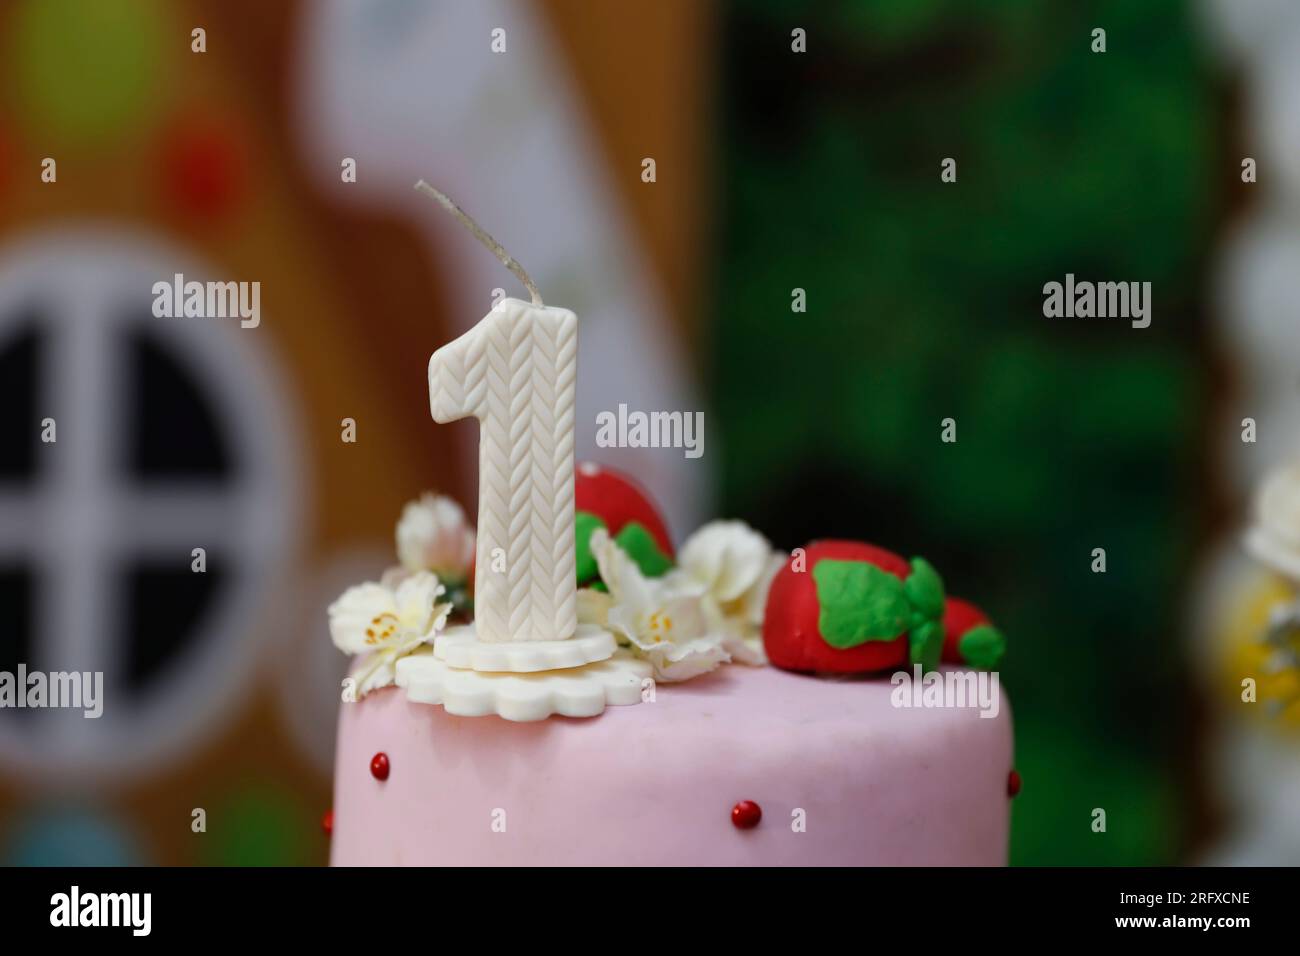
331, 665, 1013, 865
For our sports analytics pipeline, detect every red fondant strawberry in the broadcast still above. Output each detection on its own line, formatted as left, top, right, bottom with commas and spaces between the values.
941, 596, 1006, 668
574, 462, 673, 556
762, 540, 945, 674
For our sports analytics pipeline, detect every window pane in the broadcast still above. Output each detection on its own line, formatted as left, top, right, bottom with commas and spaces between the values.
125, 328, 231, 479
0, 565, 34, 721
0, 323, 40, 481
121, 560, 226, 695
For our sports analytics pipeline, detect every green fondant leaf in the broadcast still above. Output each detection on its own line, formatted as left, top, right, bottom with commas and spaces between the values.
444, 581, 474, 617
903, 557, 945, 620
574, 510, 608, 584
615, 521, 674, 578
813, 559, 911, 648
958, 625, 1006, 669
909, 619, 944, 672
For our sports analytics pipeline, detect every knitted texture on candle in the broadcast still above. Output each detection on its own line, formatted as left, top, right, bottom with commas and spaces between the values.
429, 300, 578, 642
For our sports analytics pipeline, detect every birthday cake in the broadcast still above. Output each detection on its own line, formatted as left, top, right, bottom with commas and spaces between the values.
326, 187, 1015, 866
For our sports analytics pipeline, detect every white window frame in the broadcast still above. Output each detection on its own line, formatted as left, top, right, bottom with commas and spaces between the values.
0, 228, 304, 783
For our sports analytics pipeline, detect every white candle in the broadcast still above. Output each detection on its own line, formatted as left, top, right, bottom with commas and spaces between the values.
394, 182, 649, 719
416, 181, 577, 645
428, 298, 577, 643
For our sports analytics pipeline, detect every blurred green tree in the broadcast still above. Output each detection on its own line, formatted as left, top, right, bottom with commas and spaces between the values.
715, 0, 1213, 864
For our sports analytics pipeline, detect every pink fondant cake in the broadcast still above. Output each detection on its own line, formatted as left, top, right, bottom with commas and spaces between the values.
326, 194, 1015, 867
331, 663, 1013, 866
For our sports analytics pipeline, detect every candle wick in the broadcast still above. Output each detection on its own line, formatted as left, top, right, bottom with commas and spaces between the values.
414, 180, 544, 307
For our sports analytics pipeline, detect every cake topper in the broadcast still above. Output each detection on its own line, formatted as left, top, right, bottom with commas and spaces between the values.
328, 185, 778, 720
392, 183, 651, 718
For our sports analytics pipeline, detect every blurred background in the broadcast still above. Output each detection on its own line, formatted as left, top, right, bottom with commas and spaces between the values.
0, 0, 1297, 866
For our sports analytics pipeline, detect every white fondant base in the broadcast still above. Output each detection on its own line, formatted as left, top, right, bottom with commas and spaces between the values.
394, 647, 651, 721
432, 623, 615, 673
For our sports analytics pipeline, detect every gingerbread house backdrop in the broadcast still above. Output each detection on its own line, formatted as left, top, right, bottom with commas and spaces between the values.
4, 0, 1291, 870
0, 0, 707, 865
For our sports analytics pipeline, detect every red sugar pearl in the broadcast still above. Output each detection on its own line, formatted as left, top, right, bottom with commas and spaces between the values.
731, 800, 762, 830
370, 752, 390, 781
321, 809, 334, 835
1007, 770, 1022, 798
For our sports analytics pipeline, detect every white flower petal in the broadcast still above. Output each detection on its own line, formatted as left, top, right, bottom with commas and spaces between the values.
606, 602, 645, 649
354, 652, 399, 695
679, 520, 774, 603
741, 553, 786, 627
576, 588, 612, 627
640, 638, 729, 681
590, 527, 656, 613
661, 594, 710, 636
593, 526, 746, 682
427, 602, 453, 641
329, 571, 452, 667
328, 582, 398, 655
722, 633, 768, 666
393, 570, 447, 632
396, 492, 476, 576
379, 565, 412, 590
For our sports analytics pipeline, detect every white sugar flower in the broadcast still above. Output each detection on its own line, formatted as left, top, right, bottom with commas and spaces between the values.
674, 520, 783, 664
678, 520, 774, 603
396, 493, 476, 580
582, 528, 730, 681
329, 571, 452, 695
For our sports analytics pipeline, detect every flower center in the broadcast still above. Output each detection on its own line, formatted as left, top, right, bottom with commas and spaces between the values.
365, 612, 401, 644
645, 611, 674, 644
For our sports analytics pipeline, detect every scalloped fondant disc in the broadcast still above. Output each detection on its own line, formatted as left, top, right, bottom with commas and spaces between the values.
433, 623, 616, 673
394, 651, 652, 721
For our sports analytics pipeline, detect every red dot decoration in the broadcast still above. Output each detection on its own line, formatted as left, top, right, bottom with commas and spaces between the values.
731, 800, 762, 830
159, 115, 247, 222
1007, 770, 1022, 798
370, 752, 390, 781
321, 809, 334, 835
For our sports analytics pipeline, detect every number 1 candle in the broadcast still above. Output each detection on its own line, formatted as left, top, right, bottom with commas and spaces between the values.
418, 181, 577, 645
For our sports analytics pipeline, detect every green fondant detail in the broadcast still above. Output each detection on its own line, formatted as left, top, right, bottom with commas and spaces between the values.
590, 580, 608, 593
814, 555, 948, 663
903, 557, 945, 620
574, 511, 608, 584
813, 560, 912, 648
958, 625, 1006, 669
443, 580, 474, 617
909, 619, 944, 672
614, 521, 674, 578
